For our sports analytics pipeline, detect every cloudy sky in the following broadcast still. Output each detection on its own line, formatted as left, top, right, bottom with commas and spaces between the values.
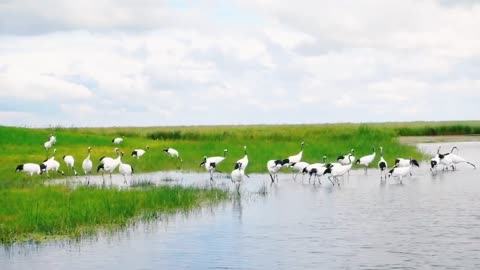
1, 0, 479, 127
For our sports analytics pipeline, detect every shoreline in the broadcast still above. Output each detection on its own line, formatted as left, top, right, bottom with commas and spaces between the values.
399, 135, 480, 145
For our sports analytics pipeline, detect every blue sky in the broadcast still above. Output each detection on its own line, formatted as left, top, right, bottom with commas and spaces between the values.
1, 0, 479, 127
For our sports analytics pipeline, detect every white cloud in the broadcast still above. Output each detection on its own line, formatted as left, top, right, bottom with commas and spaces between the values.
1, 0, 480, 127
0, 71, 93, 101
334, 94, 354, 108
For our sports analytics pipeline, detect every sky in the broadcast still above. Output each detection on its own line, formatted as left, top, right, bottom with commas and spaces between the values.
1, 0, 480, 127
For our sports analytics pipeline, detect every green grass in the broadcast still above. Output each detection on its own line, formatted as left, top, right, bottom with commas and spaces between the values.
1, 121, 480, 244
0, 185, 227, 244
0, 124, 409, 185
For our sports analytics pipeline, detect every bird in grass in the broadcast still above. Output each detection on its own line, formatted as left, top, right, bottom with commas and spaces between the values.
356, 146, 376, 173
200, 149, 228, 182
283, 142, 305, 167
163, 147, 183, 162
131, 146, 149, 159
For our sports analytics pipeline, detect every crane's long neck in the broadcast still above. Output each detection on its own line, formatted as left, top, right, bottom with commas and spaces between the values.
347, 155, 353, 166
51, 149, 57, 159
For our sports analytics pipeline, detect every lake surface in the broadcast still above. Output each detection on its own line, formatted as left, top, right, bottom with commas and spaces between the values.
2, 142, 480, 269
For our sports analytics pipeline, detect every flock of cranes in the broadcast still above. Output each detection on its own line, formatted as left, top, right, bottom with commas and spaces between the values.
430, 146, 476, 173
15, 135, 476, 189
232, 142, 476, 188
15, 135, 181, 185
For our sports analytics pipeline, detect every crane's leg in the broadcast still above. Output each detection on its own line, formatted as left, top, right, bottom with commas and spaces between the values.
328, 176, 334, 186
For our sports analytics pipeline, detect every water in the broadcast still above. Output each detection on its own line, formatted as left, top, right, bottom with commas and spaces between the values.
2, 142, 480, 269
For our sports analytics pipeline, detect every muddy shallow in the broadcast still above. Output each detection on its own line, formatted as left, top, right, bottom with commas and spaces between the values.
2, 142, 480, 269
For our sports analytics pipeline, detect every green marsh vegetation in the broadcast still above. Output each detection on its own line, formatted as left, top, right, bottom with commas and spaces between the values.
0, 185, 227, 244
1, 121, 479, 244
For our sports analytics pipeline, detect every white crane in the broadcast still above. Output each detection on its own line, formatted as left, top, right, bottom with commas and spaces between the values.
131, 146, 149, 159
437, 147, 455, 171
304, 157, 328, 183
112, 137, 123, 144
394, 157, 419, 177
49, 134, 56, 145
438, 146, 476, 171
43, 134, 56, 151
355, 146, 376, 173
16, 163, 47, 176
378, 147, 388, 180
97, 149, 122, 184
231, 162, 245, 194
63, 154, 77, 176
82, 147, 93, 184
236, 146, 249, 172
430, 149, 441, 174
388, 159, 420, 183
44, 140, 53, 152
290, 161, 310, 181
394, 158, 414, 167
283, 142, 305, 167
43, 149, 64, 176
119, 152, 134, 184
99, 148, 120, 165
324, 156, 354, 186
306, 163, 329, 184
267, 159, 286, 183
337, 149, 355, 165
163, 147, 183, 162
200, 149, 228, 182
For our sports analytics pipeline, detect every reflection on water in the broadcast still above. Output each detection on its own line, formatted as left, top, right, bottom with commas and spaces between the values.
2, 142, 480, 269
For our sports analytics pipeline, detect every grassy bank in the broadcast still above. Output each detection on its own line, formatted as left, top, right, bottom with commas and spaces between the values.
0, 123, 427, 185
0, 185, 227, 244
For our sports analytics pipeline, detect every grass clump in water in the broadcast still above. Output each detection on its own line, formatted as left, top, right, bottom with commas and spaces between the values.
129, 179, 156, 188
0, 185, 227, 244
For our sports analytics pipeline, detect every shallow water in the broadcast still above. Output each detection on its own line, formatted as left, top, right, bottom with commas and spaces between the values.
2, 142, 480, 269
